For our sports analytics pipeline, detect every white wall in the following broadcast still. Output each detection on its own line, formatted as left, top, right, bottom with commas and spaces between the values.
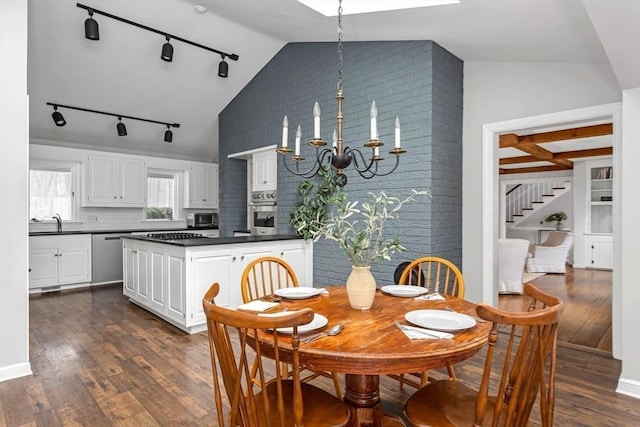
617, 87, 640, 397
462, 61, 621, 302
0, 0, 31, 381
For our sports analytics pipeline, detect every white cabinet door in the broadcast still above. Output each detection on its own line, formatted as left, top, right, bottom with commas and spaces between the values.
278, 244, 309, 286
84, 155, 117, 206
118, 158, 146, 206
185, 164, 219, 208
30, 235, 92, 290
123, 243, 137, 298
166, 248, 186, 323
189, 251, 235, 326
135, 246, 150, 304
58, 246, 90, 285
84, 155, 146, 207
252, 151, 277, 191
586, 235, 613, 270
29, 248, 58, 288
149, 247, 166, 313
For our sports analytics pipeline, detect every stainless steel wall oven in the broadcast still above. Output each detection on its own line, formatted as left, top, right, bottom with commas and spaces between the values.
249, 190, 277, 235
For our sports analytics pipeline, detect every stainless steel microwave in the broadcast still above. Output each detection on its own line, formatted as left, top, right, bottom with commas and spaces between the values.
186, 212, 218, 228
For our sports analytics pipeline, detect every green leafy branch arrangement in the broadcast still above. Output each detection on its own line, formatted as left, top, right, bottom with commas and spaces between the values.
288, 169, 346, 240
312, 189, 431, 266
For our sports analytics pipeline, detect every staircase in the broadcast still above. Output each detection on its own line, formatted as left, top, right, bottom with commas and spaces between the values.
505, 180, 572, 227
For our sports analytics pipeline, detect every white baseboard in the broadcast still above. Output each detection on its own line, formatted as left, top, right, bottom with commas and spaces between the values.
0, 362, 32, 382
617, 377, 640, 399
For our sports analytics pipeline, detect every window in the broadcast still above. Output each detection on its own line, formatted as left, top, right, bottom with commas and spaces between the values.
146, 170, 178, 220
29, 161, 77, 221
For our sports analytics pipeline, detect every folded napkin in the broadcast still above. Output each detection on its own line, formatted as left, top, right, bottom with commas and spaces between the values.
317, 287, 329, 295
399, 324, 453, 340
414, 292, 445, 301
236, 300, 279, 312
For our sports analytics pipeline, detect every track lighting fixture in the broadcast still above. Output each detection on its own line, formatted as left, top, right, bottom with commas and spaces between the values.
46, 102, 180, 142
218, 56, 228, 78
161, 35, 173, 62
77, 3, 239, 77
50, 105, 66, 127
84, 8, 99, 40
116, 117, 127, 136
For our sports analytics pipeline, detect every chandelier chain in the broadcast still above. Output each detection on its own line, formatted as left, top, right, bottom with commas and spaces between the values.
337, 0, 343, 92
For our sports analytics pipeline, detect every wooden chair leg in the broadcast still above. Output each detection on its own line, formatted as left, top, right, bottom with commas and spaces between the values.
446, 365, 456, 380
332, 372, 343, 400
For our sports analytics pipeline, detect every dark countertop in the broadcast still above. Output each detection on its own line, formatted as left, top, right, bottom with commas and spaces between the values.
121, 234, 302, 247
29, 227, 219, 237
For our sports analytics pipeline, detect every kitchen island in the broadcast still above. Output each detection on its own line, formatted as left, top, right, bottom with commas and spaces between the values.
121, 234, 312, 334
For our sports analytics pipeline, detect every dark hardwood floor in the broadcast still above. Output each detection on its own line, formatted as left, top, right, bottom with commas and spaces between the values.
0, 283, 637, 426
500, 266, 612, 353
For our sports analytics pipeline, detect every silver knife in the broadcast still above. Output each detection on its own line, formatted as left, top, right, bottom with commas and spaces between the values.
394, 321, 442, 338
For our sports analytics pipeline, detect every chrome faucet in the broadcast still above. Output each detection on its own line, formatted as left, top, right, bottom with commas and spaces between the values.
53, 213, 62, 233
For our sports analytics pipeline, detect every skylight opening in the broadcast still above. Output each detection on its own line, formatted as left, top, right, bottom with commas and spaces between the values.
297, 0, 461, 17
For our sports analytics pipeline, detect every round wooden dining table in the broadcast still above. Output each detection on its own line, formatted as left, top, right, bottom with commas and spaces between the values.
255, 286, 492, 427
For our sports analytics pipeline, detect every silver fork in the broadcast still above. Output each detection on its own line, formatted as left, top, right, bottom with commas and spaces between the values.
444, 306, 486, 323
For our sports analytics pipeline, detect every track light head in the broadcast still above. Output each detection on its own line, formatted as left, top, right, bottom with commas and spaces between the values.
84, 9, 100, 40
218, 57, 228, 78
51, 106, 66, 127
116, 117, 127, 136
161, 35, 173, 62
164, 125, 173, 143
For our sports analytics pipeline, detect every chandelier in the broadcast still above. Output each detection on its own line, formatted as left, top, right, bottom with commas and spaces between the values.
276, 0, 406, 187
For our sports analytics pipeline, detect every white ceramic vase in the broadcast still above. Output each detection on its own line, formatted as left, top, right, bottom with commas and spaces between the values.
345, 265, 377, 310
555, 222, 564, 231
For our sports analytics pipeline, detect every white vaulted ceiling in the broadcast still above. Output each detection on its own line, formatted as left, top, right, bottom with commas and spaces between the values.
27, 0, 635, 162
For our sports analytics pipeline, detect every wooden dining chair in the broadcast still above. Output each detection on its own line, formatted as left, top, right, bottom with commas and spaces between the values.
404, 283, 563, 427
397, 256, 465, 297
240, 256, 343, 399
390, 256, 465, 389
241, 256, 299, 302
203, 283, 351, 427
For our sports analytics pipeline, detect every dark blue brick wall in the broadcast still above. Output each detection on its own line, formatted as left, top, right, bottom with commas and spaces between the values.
219, 40, 463, 286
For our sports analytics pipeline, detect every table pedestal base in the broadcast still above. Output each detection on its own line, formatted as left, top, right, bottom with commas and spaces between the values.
344, 374, 405, 427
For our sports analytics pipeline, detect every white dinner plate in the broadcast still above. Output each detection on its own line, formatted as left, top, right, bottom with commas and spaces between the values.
405, 309, 476, 332
274, 287, 323, 299
276, 313, 328, 334
381, 285, 428, 298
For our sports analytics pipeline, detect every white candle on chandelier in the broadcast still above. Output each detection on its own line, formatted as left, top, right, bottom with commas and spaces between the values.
332, 129, 337, 150
394, 116, 401, 149
282, 115, 289, 148
313, 102, 321, 139
295, 125, 301, 156
370, 101, 378, 140
374, 146, 380, 157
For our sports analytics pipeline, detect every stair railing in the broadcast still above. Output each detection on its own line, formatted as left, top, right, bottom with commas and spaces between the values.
505, 181, 568, 223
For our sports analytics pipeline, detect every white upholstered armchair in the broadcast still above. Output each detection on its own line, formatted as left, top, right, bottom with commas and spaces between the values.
525, 231, 574, 273
498, 238, 530, 294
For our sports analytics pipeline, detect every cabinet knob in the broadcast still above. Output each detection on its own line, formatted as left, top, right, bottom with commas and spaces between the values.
280, 252, 284, 257
241, 255, 245, 260
232, 256, 236, 261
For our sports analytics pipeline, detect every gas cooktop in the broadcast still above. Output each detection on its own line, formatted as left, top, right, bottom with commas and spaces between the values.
146, 232, 206, 240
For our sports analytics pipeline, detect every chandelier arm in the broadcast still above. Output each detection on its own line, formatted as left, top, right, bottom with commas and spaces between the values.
346, 147, 376, 174
347, 148, 402, 179
316, 147, 334, 173
279, 147, 333, 179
